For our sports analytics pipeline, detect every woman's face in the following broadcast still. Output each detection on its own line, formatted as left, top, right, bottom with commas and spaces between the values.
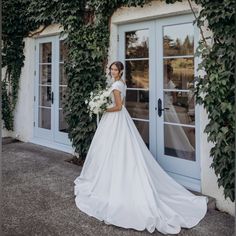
110, 64, 120, 79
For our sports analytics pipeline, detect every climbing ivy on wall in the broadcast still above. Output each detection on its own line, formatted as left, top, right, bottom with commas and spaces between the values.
194, 0, 235, 201
2, 0, 34, 130
2, 0, 235, 201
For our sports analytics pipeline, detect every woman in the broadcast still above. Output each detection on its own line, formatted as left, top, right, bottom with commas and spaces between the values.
163, 63, 195, 160
74, 61, 208, 235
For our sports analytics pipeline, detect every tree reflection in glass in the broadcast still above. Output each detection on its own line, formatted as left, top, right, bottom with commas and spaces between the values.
163, 23, 194, 56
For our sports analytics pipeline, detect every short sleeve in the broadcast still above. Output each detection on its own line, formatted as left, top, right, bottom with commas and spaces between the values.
168, 80, 176, 89
111, 82, 122, 93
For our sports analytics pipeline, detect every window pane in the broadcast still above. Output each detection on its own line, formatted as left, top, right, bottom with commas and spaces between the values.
163, 23, 194, 56
164, 124, 195, 161
134, 120, 149, 148
163, 58, 194, 90
125, 60, 149, 89
39, 42, 52, 63
164, 91, 195, 125
38, 107, 51, 129
38, 86, 51, 107
126, 90, 149, 120
39, 64, 51, 85
125, 30, 149, 58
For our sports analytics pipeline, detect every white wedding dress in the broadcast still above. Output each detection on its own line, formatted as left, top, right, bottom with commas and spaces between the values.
74, 80, 208, 235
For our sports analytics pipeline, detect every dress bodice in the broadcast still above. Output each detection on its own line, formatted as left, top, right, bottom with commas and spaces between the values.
110, 80, 127, 105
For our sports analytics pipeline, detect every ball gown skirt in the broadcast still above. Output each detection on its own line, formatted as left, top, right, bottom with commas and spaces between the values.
74, 105, 208, 235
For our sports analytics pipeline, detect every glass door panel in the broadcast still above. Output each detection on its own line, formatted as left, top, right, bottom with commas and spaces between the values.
155, 14, 201, 188
34, 35, 71, 147
38, 42, 52, 130
162, 22, 195, 161
58, 40, 69, 133
124, 29, 150, 148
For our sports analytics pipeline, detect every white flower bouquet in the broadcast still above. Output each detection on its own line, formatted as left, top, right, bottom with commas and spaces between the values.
85, 84, 113, 118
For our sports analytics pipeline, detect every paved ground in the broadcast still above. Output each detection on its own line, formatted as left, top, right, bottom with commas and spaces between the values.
2, 138, 235, 236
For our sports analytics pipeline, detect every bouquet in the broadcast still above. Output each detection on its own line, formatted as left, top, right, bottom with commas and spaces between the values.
85, 84, 113, 118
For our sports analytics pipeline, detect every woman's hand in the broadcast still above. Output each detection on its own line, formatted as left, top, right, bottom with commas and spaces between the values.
105, 89, 123, 112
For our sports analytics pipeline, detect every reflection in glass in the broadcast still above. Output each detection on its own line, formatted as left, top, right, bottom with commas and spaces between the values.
59, 39, 69, 133
134, 120, 149, 148
38, 86, 51, 107
59, 110, 69, 133
125, 30, 149, 58
59, 64, 67, 85
164, 58, 194, 90
163, 23, 194, 56
38, 107, 51, 129
126, 90, 149, 120
164, 124, 195, 161
125, 60, 149, 89
164, 91, 195, 125
39, 43, 52, 63
39, 64, 51, 84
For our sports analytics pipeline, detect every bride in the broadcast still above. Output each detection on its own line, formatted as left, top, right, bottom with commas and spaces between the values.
74, 61, 208, 235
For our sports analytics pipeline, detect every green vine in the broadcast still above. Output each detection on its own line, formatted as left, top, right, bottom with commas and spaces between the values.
2, 0, 47, 130
2, 0, 235, 201
194, 0, 235, 201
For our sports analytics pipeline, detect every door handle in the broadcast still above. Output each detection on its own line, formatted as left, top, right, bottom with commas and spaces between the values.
158, 98, 169, 117
51, 91, 54, 104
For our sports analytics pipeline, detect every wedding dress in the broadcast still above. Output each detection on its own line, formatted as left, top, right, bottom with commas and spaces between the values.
164, 80, 195, 160
74, 79, 208, 235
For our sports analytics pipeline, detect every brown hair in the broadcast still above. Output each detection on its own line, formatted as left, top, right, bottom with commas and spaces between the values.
109, 61, 124, 78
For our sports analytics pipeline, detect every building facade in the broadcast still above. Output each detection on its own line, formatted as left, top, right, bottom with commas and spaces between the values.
2, 0, 234, 216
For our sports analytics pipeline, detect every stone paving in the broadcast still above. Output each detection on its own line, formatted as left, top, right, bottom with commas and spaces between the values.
2, 139, 235, 236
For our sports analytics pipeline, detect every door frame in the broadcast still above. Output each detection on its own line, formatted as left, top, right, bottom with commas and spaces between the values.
33, 34, 73, 152
34, 35, 55, 141
118, 14, 202, 191
118, 20, 157, 158
155, 14, 201, 191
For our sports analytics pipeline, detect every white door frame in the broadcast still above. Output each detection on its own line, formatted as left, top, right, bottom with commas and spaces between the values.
118, 20, 157, 157
155, 14, 201, 191
34, 36, 55, 141
33, 35, 73, 153
118, 14, 201, 191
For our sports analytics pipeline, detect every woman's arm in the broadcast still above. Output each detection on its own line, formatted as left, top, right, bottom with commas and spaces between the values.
105, 89, 123, 112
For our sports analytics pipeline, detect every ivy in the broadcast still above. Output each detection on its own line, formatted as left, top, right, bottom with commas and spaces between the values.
2, 0, 45, 130
194, 0, 235, 201
2, 0, 235, 201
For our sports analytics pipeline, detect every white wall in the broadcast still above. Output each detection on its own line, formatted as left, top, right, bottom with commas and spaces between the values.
108, 0, 235, 216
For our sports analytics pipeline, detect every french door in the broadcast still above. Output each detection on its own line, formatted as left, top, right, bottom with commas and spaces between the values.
34, 35, 72, 149
118, 14, 201, 191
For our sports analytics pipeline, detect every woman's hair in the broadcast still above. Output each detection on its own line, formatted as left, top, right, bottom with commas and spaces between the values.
109, 61, 124, 78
